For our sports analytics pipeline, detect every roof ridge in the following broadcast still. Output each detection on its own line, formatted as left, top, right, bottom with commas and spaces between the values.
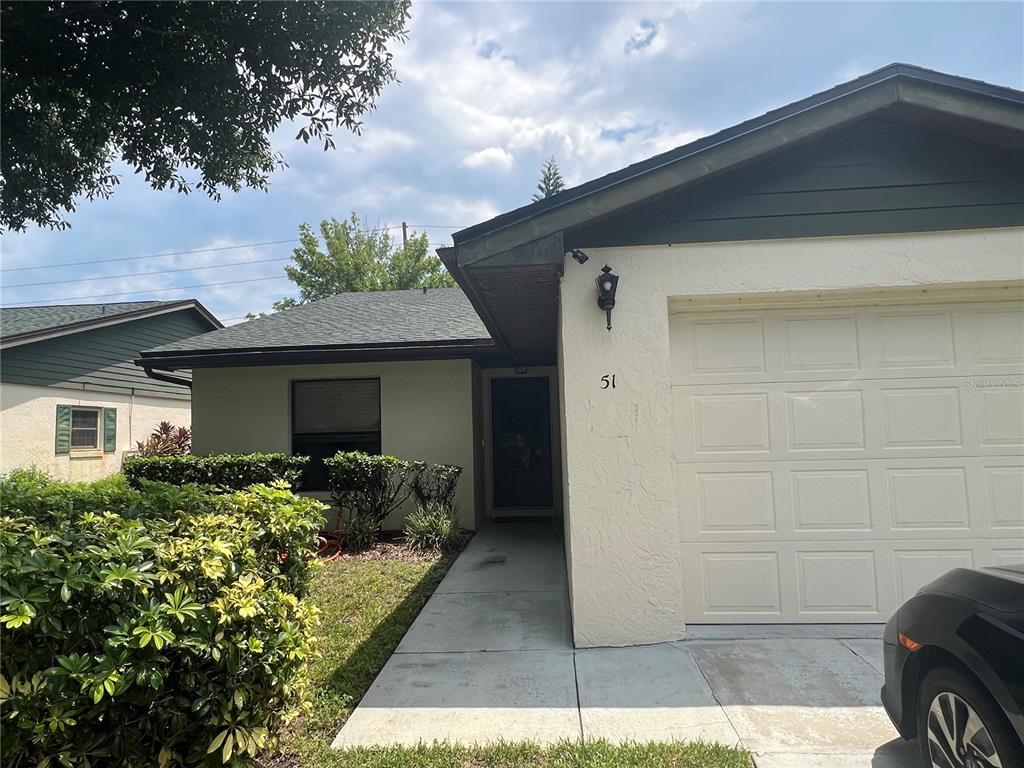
1, 299, 185, 310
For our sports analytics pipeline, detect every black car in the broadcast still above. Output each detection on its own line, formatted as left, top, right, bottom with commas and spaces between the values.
882, 564, 1024, 768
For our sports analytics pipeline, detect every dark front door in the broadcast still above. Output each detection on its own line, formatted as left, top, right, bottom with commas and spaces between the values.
490, 377, 554, 509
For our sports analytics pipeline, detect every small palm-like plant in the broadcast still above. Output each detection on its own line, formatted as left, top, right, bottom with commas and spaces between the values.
404, 501, 463, 553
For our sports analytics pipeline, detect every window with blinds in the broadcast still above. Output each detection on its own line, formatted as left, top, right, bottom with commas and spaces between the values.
70, 407, 100, 449
291, 378, 381, 489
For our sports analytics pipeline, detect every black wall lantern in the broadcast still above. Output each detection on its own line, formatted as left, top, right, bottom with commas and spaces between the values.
596, 264, 619, 331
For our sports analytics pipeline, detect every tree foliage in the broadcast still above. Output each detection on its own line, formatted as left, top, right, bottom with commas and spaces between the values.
270, 214, 454, 312
1, 1, 410, 230
532, 156, 566, 201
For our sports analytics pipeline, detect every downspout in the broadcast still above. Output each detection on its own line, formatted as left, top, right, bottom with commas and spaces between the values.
143, 366, 192, 390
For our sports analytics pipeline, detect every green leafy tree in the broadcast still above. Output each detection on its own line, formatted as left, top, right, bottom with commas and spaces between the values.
532, 156, 566, 201
1, 1, 410, 231
269, 214, 454, 312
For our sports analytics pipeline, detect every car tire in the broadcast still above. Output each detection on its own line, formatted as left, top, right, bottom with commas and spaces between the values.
917, 666, 1024, 768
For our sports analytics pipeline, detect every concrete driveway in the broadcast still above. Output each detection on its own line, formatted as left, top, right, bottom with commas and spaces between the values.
333, 523, 918, 768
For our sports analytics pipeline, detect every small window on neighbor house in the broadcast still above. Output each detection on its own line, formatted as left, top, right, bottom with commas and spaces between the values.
70, 407, 100, 449
292, 378, 381, 490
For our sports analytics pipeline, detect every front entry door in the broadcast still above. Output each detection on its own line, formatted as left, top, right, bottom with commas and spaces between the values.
490, 377, 553, 510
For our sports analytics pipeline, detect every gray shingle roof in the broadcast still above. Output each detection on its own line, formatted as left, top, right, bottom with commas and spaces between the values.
144, 288, 490, 355
1, 300, 190, 340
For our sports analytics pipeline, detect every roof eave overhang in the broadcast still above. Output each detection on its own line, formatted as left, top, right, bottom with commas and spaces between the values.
440, 240, 566, 353
136, 337, 496, 371
0, 300, 223, 350
438, 247, 511, 348
453, 74, 1024, 266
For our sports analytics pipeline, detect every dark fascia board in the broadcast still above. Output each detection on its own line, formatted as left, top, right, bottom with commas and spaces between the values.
0, 299, 223, 349
453, 63, 1024, 265
136, 337, 497, 371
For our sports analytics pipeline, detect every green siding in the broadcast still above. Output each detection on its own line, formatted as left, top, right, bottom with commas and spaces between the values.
568, 118, 1024, 248
1, 310, 211, 399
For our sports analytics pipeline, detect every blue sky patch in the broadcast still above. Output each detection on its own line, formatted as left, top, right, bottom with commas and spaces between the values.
625, 19, 658, 54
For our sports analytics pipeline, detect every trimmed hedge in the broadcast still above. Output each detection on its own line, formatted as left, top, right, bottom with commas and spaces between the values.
410, 462, 463, 509
324, 453, 465, 551
123, 453, 308, 491
0, 469, 326, 767
324, 452, 413, 550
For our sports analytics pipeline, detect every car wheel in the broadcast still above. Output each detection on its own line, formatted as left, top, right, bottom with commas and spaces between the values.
918, 667, 1024, 768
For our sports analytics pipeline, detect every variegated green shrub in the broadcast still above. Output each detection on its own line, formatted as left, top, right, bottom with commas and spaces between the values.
0, 470, 326, 767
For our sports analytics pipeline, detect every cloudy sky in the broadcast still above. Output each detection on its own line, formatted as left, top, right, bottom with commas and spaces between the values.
3, 1, 1022, 323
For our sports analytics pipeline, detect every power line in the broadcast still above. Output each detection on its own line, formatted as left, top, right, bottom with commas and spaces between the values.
3, 255, 293, 290
0, 224, 469, 274
1, 274, 291, 307
0, 239, 301, 273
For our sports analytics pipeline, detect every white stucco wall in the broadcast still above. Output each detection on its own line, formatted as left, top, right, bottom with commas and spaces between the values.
0, 383, 192, 481
190, 359, 479, 529
559, 227, 1024, 648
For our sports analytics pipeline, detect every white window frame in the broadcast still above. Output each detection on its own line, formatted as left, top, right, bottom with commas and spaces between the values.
69, 406, 102, 451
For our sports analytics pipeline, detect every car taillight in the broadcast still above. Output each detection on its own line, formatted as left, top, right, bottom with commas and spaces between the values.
898, 631, 922, 652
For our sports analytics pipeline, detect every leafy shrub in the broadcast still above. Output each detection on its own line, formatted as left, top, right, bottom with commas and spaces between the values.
404, 501, 463, 552
324, 452, 413, 549
0, 468, 146, 524
409, 462, 463, 509
0, 471, 326, 767
136, 421, 192, 456
123, 453, 308, 491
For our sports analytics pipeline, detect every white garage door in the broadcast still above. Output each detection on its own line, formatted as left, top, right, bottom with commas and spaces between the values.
671, 298, 1024, 623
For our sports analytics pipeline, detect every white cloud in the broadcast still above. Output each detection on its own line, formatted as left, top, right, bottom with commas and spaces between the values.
426, 195, 500, 226
460, 147, 515, 171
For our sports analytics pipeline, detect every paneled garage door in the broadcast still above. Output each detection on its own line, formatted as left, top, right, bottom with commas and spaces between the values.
671, 299, 1024, 623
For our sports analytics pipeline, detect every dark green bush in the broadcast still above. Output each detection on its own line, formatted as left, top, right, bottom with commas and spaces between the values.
123, 453, 308, 491
410, 462, 463, 509
0, 470, 326, 767
403, 501, 463, 553
0, 469, 163, 524
324, 452, 413, 549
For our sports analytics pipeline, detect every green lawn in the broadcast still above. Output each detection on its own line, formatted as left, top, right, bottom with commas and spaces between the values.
267, 547, 751, 768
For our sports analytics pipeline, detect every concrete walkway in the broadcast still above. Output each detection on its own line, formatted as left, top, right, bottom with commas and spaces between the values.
333, 523, 918, 768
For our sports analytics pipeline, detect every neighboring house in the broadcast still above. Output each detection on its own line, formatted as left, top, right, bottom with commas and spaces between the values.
138, 64, 1024, 648
1, 300, 221, 480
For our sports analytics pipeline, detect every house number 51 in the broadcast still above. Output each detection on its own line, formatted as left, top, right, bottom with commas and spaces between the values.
600, 374, 617, 389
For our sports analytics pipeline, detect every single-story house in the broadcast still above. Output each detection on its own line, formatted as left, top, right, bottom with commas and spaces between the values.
1, 300, 221, 481
138, 63, 1024, 648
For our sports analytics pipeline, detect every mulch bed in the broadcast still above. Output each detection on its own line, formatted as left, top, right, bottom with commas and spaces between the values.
318, 529, 471, 563
338, 540, 443, 563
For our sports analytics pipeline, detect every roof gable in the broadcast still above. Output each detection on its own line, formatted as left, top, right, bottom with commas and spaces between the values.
0, 300, 221, 348
569, 117, 1024, 248
452, 63, 1024, 266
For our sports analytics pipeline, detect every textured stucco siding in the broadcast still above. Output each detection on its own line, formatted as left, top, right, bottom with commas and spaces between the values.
559, 227, 1024, 648
190, 359, 478, 529
0, 383, 192, 480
